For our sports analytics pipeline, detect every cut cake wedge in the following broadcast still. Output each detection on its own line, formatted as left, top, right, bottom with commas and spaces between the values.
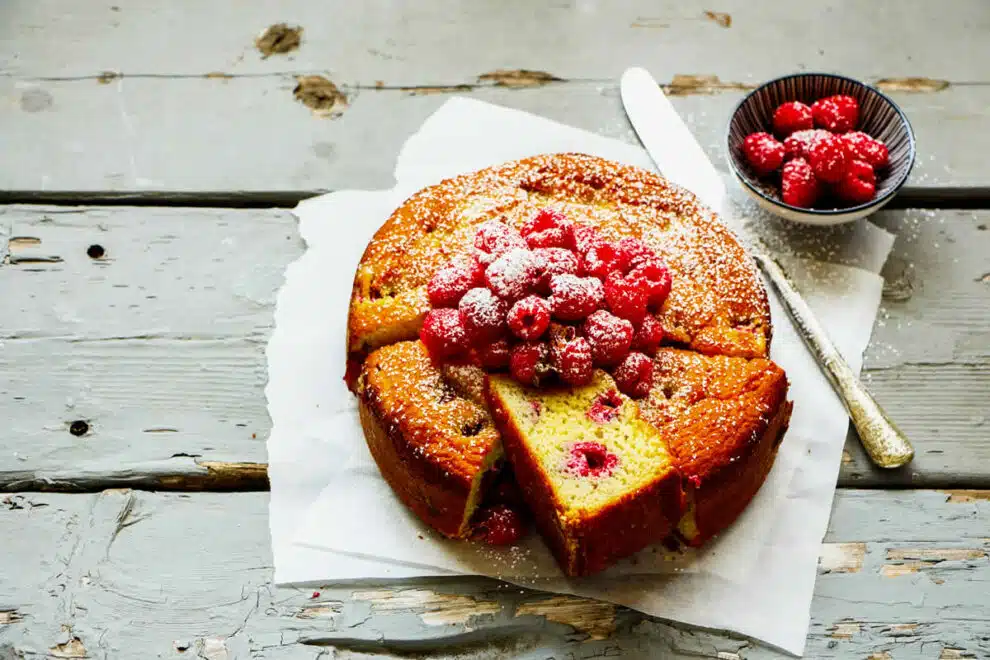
486, 370, 683, 576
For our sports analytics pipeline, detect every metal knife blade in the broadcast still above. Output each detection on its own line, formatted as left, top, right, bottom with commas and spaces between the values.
619, 67, 914, 469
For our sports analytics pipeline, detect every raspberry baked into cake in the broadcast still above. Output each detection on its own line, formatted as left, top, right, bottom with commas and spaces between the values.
347, 153, 792, 576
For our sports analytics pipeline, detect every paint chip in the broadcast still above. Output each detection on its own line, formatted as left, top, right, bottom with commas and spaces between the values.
8, 236, 41, 249
293, 76, 348, 118
516, 596, 616, 640
0, 609, 23, 625
478, 70, 562, 88
819, 542, 865, 573
400, 84, 473, 96
352, 589, 500, 627
664, 74, 751, 96
886, 547, 986, 562
50, 637, 86, 658
944, 490, 990, 503
296, 602, 342, 619
829, 621, 861, 639
256, 23, 302, 58
875, 78, 950, 93
704, 11, 732, 27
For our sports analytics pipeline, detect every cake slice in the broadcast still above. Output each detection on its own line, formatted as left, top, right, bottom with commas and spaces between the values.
486, 370, 683, 576
639, 348, 792, 546
356, 340, 505, 538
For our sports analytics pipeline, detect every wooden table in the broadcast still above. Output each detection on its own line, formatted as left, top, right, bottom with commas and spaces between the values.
2, 2, 989, 658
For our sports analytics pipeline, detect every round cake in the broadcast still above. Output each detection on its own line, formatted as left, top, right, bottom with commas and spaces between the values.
347, 153, 792, 576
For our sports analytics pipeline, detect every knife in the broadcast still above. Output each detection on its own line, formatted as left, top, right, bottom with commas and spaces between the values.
619, 67, 914, 469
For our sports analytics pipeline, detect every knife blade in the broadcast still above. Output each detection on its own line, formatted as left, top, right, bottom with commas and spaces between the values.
619, 67, 914, 469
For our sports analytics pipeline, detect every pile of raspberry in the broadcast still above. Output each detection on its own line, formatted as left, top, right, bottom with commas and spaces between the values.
741, 95, 889, 209
420, 209, 673, 399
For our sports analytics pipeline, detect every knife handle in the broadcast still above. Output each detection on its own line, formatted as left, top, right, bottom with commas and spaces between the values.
754, 252, 914, 469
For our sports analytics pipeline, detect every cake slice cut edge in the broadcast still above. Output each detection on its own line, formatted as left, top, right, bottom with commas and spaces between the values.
357, 340, 505, 538
486, 370, 683, 577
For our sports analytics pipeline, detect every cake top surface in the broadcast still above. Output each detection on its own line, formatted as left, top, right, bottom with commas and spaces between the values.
348, 153, 771, 361
640, 348, 788, 483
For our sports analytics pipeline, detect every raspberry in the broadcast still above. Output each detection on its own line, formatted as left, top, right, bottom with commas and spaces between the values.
582, 310, 634, 366
427, 258, 483, 308
742, 132, 785, 175
420, 308, 469, 360
485, 474, 525, 509
485, 248, 540, 302
548, 274, 605, 321
473, 220, 527, 265
509, 341, 550, 385
616, 237, 654, 271
565, 441, 619, 478
507, 296, 551, 341
783, 129, 830, 161
572, 224, 603, 255
772, 101, 814, 138
552, 336, 594, 386
841, 131, 889, 169
471, 504, 527, 545
806, 131, 848, 183
586, 389, 623, 424
458, 287, 507, 342
781, 157, 820, 208
627, 259, 673, 309
632, 315, 664, 355
834, 159, 877, 204
520, 208, 574, 250
811, 94, 859, 133
532, 247, 580, 293
476, 337, 511, 369
603, 271, 648, 324
581, 242, 626, 279
613, 352, 654, 399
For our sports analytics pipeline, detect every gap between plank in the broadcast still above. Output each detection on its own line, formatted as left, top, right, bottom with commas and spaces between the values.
1, 189, 989, 209
1, 188, 990, 210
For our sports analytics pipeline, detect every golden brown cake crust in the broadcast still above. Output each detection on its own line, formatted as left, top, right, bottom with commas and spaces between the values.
357, 341, 501, 538
345, 153, 792, 570
348, 153, 771, 359
639, 348, 792, 544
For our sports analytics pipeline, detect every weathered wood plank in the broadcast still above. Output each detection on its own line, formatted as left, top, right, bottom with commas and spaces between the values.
2, 206, 987, 487
2, 0, 986, 82
842, 210, 990, 485
0, 78, 987, 194
0, 206, 302, 339
1, 489, 988, 659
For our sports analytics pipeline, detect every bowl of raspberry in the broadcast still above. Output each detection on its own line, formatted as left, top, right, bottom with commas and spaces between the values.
726, 72, 916, 226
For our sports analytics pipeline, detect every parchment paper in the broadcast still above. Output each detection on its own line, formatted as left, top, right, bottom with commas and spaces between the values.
267, 98, 894, 655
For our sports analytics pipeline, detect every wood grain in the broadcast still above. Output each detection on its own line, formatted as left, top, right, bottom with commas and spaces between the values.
2, 0, 986, 82
0, 78, 987, 194
2, 206, 987, 488
1, 489, 987, 659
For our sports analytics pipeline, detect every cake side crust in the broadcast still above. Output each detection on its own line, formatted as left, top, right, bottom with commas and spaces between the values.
358, 341, 503, 538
